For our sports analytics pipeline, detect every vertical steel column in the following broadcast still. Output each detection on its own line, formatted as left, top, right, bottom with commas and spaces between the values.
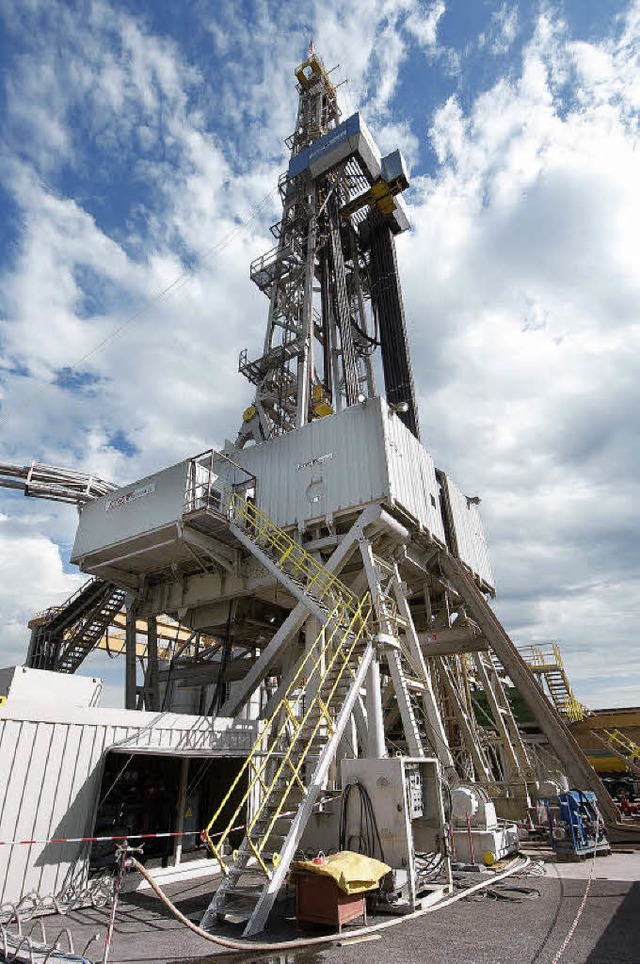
125, 599, 138, 710
365, 657, 387, 758
146, 615, 159, 711
296, 218, 317, 427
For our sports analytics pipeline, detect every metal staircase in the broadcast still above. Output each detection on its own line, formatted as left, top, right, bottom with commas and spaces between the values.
437, 552, 621, 825
27, 578, 127, 673
226, 493, 361, 617
518, 643, 640, 777
371, 556, 425, 757
518, 643, 587, 721
199, 494, 375, 937
592, 729, 640, 776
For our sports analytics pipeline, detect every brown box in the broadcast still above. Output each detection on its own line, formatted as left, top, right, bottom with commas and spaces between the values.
292, 871, 367, 932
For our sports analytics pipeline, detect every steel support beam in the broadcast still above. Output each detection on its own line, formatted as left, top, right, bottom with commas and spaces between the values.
437, 551, 621, 825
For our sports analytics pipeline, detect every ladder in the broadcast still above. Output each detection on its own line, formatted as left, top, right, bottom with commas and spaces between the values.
438, 552, 620, 825
57, 584, 128, 672
200, 494, 375, 937
228, 493, 362, 618
519, 643, 640, 779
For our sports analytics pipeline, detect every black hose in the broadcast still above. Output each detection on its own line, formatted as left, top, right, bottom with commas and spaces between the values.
339, 782, 385, 862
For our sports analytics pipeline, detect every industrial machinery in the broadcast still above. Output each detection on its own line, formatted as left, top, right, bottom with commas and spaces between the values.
450, 784, 519, 866
545, 790, 610, 859
340, 758, 450, 912
0, 46, 626, 935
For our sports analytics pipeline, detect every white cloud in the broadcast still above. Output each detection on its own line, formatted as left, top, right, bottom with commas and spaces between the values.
406, 1, 446, 50
490, 2, 519, 56
1, 0, 639, 714
0, 517, 85, 668
398, 2, 640, 706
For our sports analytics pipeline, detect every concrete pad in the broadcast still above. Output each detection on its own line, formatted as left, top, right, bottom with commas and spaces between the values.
544, 849, 640, 881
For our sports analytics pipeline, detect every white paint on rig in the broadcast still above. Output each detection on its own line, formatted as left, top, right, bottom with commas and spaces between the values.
0, 672, 257, 909
440, 474, 494, 592
69, 397, 455, 583
231, 397, 447, 539
0, 666, 102, 708
71, 460, 189, 568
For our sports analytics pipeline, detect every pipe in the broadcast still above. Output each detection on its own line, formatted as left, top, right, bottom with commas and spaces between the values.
130, 854, 530, 953
376, 509, 410, 544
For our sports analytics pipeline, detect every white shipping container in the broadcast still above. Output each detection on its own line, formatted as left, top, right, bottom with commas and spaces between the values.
441, 475, 494, 592
71, 398, 447, 580
0, 675, 256, 908
236, 397, 446, 542
71, 460, 189, 565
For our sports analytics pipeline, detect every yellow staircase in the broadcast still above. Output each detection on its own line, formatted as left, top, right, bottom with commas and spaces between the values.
592, 728, 640, 776
199, 494, 375, 937
518, 643, 587, 722
519, 643, 640, 778
228, 493, 362, 616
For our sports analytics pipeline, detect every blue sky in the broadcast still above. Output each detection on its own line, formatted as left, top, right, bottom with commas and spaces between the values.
0, 0, 639, 709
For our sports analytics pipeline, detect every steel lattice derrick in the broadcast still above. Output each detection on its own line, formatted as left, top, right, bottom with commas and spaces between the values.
237, 50, 409, 447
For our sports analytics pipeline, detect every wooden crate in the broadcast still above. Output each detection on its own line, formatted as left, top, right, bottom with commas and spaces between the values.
292, 871, 367, 932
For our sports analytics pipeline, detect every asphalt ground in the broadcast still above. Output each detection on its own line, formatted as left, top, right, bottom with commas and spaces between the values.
4, 850, 639, 964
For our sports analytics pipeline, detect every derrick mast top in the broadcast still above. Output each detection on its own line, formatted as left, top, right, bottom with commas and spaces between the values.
238, 47, 420, 447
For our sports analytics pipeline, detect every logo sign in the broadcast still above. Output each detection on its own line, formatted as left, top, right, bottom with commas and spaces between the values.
297, 452, 334, 471
106, 482, 156, 513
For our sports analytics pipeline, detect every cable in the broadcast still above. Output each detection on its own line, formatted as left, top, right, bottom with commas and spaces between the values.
338, 782, 384, 861
0, 184, 278, 428
550, 846, 598, 963
130, 854, 531, 953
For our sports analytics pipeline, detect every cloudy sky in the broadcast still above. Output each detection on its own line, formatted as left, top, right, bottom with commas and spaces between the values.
0, 0, 638, 709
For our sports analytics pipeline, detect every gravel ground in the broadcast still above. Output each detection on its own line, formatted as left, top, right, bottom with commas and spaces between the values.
4, 851, 639, 964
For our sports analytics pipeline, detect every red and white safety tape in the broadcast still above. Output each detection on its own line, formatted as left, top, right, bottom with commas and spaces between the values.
0, 794, 336, 848
0, 830, 199, 847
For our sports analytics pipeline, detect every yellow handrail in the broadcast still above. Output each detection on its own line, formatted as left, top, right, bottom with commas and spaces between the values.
229, 493, 361, 619
249, 599, 372, 856
203, 596, 372, 872
603, 728, 640, 763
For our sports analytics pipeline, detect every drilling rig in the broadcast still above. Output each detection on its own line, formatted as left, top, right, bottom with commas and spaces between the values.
0, 48, 621, 936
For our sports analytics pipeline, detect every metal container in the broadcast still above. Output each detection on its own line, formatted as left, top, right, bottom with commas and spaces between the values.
71, 460, 190, 574
288, 112, 381, 182
71, 397, 447, 583
440, 474, 494, 592
0, 674, 256, 907
236, 397, 446, 542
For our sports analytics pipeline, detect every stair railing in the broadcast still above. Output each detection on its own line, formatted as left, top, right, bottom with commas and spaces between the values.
202, 594, 372, 875
229, 492, 360, 619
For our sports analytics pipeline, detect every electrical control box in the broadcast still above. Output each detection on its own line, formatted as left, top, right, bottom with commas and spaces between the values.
340, 757, 449, 911
406, 765, 424, 819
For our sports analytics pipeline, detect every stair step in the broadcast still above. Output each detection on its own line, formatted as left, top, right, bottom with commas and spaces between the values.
222, 886, 263, 899
228, 865, 268, 880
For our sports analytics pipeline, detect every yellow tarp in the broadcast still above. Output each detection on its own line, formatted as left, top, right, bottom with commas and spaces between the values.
291, 850, 391, 895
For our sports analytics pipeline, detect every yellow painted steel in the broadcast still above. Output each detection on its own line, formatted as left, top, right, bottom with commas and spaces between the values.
518, 643, 588, 720
200, 493, 379, 878
229, 493, 361, 617
602, 729, 640, 766
518, 644, 640, 772
203, 597, 372, 875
